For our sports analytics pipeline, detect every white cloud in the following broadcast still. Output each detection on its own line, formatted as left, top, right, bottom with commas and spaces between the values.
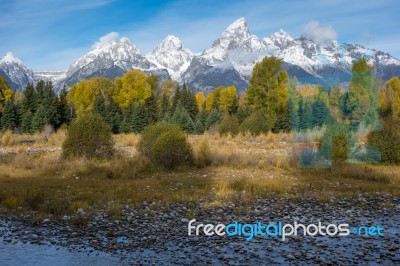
92, 32, 120, 49
301, 20, 337, 45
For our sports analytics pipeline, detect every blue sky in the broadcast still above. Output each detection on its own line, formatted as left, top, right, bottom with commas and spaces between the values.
0, 0, 399, 71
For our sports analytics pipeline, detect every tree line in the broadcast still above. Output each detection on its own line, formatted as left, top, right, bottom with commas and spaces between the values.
0, 56, 399, 135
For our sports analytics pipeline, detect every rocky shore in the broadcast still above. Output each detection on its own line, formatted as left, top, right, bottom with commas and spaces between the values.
1, 195, 400, 265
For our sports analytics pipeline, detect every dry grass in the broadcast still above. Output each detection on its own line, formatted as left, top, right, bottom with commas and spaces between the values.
0, 130, 399, 216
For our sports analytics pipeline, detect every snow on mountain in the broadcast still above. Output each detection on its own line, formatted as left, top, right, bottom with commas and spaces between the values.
2, 17, 400, 93
201, 17, 266, 71
0, 52, 35, 89
146, 35, 194, 80
60, 36, 169, 87
34, 71, 66, 84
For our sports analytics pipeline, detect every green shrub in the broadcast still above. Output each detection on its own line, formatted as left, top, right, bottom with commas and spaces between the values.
219, 114, 239, 136
367, 117, 400, 164
239, 111, 269, 136
138, 122, 193, 168
62, 113, 114, 159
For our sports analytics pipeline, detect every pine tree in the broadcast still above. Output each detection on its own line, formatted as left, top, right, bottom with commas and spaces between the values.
180, 84, 198, 120
21, 82, 37, 114
43, 81, 61, 128
205, 108, 221, 129
193, 118, 205, 134
32, 104, 47, 132
195, 110, 207, 127
299, 99, 312, 130
92, 95, 107, 118
1, 101, 18, 131
57, 85, 73, 127
312, 98, 329, 128
144, 93, 158, 124
171, 101, 194, 133
106, 98, 122, 133
21, 111, 33, 133
288, 77, 299, 131
35, 80, 45, 106
132, 103, 148, 133
159, 94, 170, 119
119, 102, 134, 133
171, 85, 181, 112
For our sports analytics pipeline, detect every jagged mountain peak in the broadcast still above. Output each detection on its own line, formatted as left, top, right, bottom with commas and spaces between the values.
202, 17, 264, 64
0, 52, 34, 90
91, 36, 140, 55
146, 35, 193, 80
271, 29, 293, 41
1, 52, 24, 65
225, 17, 248, 33
157, 35, 184, 50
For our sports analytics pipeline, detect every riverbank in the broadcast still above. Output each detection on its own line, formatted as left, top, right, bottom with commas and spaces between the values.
1, 195, 400, 265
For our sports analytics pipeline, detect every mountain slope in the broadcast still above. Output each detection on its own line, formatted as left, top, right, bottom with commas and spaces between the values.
60, 37, 169, 87
0, 52, 35, 90
2, 17, 400, 92
146, 35, 194, 80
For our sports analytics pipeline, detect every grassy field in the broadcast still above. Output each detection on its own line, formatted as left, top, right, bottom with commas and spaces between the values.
0, 130, 399, 217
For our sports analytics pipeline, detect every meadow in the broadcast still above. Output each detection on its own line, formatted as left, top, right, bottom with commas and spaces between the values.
0, 129, 399, 218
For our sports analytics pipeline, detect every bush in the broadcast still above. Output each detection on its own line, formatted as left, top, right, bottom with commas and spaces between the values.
62, 113, 114, 159
239, 111, 269, 136
367, 117, 400, 164
195, 137, 213, 167
138, 122, 193, 168
219, 114, 239, 136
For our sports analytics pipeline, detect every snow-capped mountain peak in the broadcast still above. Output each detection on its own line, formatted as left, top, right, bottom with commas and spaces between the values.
271, 29, 293, 42
146, 35, 194, 80
158, 35, 183, 50
263, 29, 294, 52
223, 17, 249, 38
202, 17, 264, 65
1, 52, 23, 65
0, 52, 34, 89
62, 36, 163, 86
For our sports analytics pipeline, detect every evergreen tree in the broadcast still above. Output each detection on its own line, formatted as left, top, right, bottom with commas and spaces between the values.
193, 118, 205, 134
132, 103, 148, 133
119, 102, 134, 133
57, 85, 73, 126
32, 104, 47, 132
288, 77, 299, 131
35, 80, 45, 106
144, 93, 158, 124
195, 110, 207, 128
21, 82, 37, 114
92, 95, 107, 118
106, 98, 122, 133
299, 99, 312, 130
21, 111, 33, 133
312, 97, 329, 128
171, 85, 181, 112
1, 101, 18, 131
159, 94, 170, 119
205, 108, 221, 129
43, 81, 60, 128
180, 84, 198, 120
171, 101, 194, 133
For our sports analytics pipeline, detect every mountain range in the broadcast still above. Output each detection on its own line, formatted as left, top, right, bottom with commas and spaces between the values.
1, 18, 399, 92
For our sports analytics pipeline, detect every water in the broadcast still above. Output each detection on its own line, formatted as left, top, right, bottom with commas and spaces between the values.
1, 215, 400, 265
0, 241, 122, 266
